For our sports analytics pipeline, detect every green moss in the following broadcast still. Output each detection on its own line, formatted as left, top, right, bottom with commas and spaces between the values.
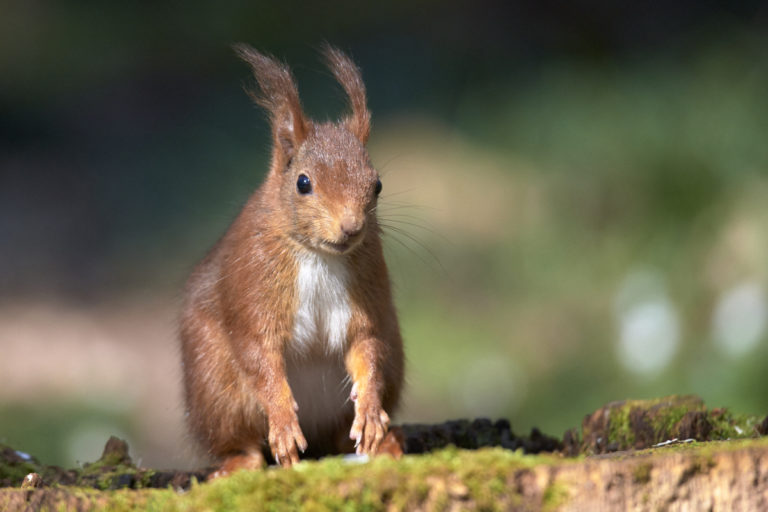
542, 482, 569, 511
652, 406, 690, 438
6, 442, 691, 510
607, 402, 635, 448
601, 396, 742, 450
140, 448, 559, 512
632, 462, 652, 484
0, 445, 45, 486
634, 437, 768, 457
710, 411, 762, 440
4, 439, 768, 511
76, 460, 154, 491
0, 461, 37, 485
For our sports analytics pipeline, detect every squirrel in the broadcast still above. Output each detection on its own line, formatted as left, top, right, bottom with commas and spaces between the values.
179, 44, 405, 475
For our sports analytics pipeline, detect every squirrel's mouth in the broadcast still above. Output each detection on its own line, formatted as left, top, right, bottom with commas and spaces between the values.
320, 234, 363, 255
321, 240, 350, 253
320, 240, 355, 254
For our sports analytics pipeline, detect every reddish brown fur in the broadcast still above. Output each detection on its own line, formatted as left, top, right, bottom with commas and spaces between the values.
179, 45, 404, 474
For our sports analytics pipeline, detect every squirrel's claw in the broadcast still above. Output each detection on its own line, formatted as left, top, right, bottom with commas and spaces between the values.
350, 398, 389, 456
268, 412, 307, 467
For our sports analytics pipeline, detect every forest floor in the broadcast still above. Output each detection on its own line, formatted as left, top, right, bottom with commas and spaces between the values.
2, 395, 767, 511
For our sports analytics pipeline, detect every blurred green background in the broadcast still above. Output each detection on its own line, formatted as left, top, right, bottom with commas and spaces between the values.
1, 2, 767, 469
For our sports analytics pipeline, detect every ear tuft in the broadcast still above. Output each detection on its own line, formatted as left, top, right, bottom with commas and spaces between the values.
321, 43, 371, 144
234, 43, 308, 162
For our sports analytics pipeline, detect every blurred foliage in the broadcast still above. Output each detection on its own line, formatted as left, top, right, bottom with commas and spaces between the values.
0, 403, 135, 467
1, 1, 767, 467
392, 35, 768, 431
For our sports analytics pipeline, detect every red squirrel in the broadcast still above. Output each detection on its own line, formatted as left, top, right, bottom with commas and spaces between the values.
179, 44, 404, 474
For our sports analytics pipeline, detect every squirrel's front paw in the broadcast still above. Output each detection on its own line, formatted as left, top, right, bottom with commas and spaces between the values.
268, 411, 307, 467
349, 395, 390, 455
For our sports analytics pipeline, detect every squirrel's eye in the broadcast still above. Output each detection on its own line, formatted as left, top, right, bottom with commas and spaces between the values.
374, 179, 382, 196
297, 174, 312, 195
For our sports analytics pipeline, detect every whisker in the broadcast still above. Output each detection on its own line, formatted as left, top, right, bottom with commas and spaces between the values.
381, 227, 435, 270
380, 223, 448, 277
378, 200, 441, 213
378, 188, 422, 200
375, 154, 403, 177
377, 212, 427, 220
379, 217, 448, 241
379, 213, 438, 227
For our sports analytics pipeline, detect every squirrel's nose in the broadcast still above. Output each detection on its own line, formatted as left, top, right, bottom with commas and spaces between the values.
340, 215, 365, 238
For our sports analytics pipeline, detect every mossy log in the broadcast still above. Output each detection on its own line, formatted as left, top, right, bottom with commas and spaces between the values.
2, 441, 768, 511
1, 395, 766, 511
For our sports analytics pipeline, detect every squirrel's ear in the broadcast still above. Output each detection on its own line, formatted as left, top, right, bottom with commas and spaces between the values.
321, 44, 371, 144
234, 44, 308, 165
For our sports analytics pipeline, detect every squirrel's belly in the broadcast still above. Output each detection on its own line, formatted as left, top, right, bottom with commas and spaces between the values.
287, 251, 353, 434
291, 251, 351, 354
286, 356, 351, 436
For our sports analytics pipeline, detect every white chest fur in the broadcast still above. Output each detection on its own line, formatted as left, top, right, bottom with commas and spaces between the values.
291, 252, 352, 354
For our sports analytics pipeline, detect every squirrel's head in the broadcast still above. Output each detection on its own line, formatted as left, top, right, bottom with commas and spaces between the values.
235, 44, 381, 256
